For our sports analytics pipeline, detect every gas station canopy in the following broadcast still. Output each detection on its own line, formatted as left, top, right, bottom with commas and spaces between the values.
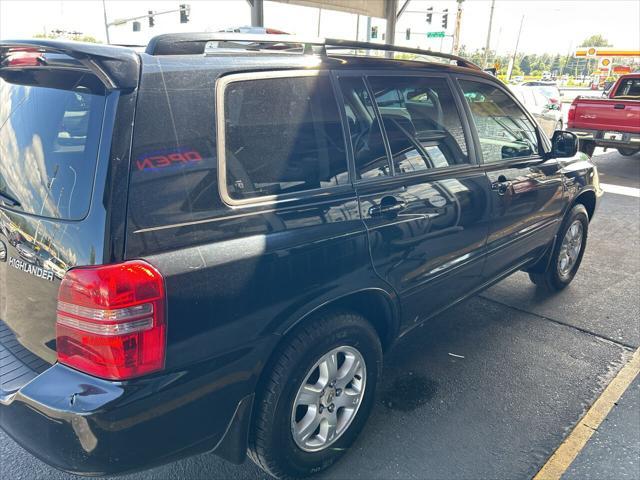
271, 0, 387, 18
576, 47, 640, 57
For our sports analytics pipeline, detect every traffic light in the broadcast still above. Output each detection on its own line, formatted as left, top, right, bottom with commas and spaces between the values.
442, 9, 448, 29
179, 4, 190, 24
148, 11, 154, 28
132, 21, 141, 32
406, 28, 411, 40
426, 7, 433, 24
371, 26, 378, 39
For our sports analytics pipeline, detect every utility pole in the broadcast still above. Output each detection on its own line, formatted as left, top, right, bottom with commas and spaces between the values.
452, 0, 464, 55
317, 8, 322, 36
102, 0, 110, 44
508, 15, 525, 81
482, 0, 495, 68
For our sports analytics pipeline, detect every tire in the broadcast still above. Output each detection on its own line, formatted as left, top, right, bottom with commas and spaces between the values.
248, 310, 382, 479
529, 204, 589, 292
618, 148, 639, 157
579, 140, 596, 157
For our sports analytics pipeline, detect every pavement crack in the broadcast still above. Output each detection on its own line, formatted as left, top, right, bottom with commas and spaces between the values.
478, 295, 637, 350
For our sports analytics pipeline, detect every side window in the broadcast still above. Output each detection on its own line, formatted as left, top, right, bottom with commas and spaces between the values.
223, 74, 348, 201
337, 76, 391, 179
459, 80, 540, 163
368, 75, 470, 174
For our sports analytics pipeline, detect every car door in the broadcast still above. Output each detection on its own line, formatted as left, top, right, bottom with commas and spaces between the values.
335, 72, 492, 332
457, 78, 566, 280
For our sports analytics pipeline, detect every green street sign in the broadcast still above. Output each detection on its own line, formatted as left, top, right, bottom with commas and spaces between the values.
427, 31, 445, 38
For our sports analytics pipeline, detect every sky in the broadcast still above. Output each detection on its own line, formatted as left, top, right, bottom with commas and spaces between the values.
0, 0, 638, 55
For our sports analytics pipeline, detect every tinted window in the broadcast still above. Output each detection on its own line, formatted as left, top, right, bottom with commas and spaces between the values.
368, 76, 469, 174
337, 76, 391, 179
612, 77, 640, 98
223, 74, 348, 201
460, 80, 539, 163
128, 71, 218, 231
0, 71, 106, 219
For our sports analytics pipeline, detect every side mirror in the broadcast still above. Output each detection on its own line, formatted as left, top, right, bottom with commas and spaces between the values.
550, 131, 578, 158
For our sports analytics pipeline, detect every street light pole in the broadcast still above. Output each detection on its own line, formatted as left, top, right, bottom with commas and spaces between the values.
508, 15, 525, 81
102, 0, 110, 44
482, 0, 495, 68
451, 0, 464, 55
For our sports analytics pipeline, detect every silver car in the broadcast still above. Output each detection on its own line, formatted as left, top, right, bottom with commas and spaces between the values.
510, 85, 563, 138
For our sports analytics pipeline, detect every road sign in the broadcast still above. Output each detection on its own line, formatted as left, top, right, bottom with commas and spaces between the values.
427, 31, 445, 38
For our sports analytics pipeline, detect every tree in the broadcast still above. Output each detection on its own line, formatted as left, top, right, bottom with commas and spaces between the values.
33, 32, 100, 43
551, 54, 562, 73
579, 34, 612, 47
519, 55, 532, 75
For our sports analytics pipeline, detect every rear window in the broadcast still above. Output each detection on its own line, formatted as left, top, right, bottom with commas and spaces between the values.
612, 77, 640, 99
0, 70, 106, 220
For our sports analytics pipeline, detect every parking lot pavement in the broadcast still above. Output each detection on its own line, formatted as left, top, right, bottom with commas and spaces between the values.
1, 152, 639, 480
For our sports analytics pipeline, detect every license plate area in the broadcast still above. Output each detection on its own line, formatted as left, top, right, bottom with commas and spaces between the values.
603, 131, 624, 141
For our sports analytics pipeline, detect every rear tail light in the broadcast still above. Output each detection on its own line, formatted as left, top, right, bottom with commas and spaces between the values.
549, 97, 562, 111
2, 51, 45, 67
568, 103, 577, 124
56, 260, 166, 380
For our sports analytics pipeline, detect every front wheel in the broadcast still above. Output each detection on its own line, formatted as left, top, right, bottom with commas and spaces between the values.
618, 148, 639, 157
529, 204, 589, 292
248, 311, 382, 479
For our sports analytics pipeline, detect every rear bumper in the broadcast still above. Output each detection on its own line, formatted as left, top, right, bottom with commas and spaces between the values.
0, 358, 260, 475
568, 128, 640, 150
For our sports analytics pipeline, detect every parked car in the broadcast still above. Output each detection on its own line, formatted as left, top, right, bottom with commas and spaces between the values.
0, 35, 601, 479
510, 85, 563, 137
521, 81, 563, 110
568, 73, 640, 156
14, 241, 37, 263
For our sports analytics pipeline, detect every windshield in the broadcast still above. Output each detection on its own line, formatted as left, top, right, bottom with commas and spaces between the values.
531, 86, 559, 99
0, 70, 106, 220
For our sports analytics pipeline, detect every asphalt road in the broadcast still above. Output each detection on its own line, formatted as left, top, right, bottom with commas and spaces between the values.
1, 150, 639, 480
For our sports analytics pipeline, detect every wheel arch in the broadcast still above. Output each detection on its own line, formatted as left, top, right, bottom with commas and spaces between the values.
280, 287, 400, 353
573, 188, 597, 220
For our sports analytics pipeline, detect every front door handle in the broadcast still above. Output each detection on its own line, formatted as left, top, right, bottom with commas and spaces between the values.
368, 196, 407, 217
491, 175, 512, 195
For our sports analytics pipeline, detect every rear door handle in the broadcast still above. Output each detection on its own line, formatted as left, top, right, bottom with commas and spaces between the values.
368, 197, 407, 217
614, 104, 626, 110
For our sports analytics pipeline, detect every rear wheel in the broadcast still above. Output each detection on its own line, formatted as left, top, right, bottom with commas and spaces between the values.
529, 204, 589, 292
618, 148, 639, 157
248, 311, 382, 479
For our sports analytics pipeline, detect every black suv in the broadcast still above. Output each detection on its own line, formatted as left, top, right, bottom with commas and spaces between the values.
0, 34, 601, 479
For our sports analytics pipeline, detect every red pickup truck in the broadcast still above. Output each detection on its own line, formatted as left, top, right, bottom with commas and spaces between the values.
567, 73, 640, 157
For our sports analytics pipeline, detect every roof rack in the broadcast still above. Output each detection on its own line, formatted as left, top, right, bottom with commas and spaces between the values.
145, 33, 480, 70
